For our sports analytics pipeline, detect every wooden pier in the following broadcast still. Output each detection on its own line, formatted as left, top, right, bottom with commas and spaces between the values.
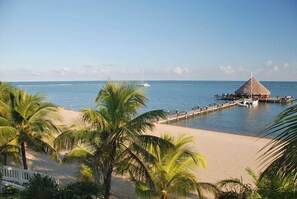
259, 97, 294, 104
153, 95, 294, 124
156, 99, 242, 124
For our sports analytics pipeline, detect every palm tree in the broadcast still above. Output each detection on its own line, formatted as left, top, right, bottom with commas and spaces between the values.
0, 89, 60, 169
217, 177, 256, 199
0, 83, 20, 166
259, 104, 297, 182
55, 81, 165, 199
217, 168, 297, 199
118, 134, 218, 198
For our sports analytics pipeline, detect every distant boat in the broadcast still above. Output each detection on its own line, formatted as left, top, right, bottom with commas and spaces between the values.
140, 82, 150, 87
139, 69, 150, 87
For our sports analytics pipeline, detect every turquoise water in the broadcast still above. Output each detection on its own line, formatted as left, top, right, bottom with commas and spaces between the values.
11, 81, 297, 136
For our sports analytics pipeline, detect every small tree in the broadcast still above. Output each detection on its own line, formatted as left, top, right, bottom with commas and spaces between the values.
0, 89, 61, 169
118, 134, 218, 198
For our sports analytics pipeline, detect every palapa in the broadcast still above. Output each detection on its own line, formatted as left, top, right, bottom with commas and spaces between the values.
235, 77, 270, 96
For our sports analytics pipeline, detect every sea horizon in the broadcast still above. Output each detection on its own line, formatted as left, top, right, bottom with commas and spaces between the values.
6, 79, 297, 83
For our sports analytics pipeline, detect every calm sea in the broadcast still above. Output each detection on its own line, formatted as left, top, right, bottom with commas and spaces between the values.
11, 81, 297, 136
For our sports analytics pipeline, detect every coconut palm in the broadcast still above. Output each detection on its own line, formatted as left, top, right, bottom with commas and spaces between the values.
259, 104, 297, 182
117, 134, 218, 199
55, 81, 165, 199
217, 168, 297, 199
217, 177, 255, 199
0, 89, 60, 169
0, 84, 20, 166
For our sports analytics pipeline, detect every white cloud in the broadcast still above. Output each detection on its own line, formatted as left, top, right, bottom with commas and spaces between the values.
173, 66, 189, 75
284, 63, 290, 68
265, 60, 273, 66
219, 65, 235, 74
52, 67, 72, 75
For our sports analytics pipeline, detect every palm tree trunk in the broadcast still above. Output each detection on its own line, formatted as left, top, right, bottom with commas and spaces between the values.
103, 143, 116, 199
21, 141, 28, 170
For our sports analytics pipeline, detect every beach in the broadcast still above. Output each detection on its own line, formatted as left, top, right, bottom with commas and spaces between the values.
26, 110, 271, 198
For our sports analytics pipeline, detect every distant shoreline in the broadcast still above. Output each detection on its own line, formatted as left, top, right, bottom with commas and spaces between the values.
6, 80, 297, 83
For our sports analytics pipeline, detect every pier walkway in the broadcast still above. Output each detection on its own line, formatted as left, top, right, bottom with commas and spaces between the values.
156, 99, 242, 124
259, 97, 294, 104
154, 95, 294, 124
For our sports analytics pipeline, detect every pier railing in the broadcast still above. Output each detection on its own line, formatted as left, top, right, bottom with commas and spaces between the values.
0, 166, 58, 185
153, 99, 242, 124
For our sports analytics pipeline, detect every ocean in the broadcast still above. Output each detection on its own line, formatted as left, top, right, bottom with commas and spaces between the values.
12, 81, 297, 136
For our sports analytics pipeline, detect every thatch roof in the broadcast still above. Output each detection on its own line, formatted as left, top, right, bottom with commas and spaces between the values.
235, 77, 270, 95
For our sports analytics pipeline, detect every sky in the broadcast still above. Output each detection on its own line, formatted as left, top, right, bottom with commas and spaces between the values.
0, 0, 296, 81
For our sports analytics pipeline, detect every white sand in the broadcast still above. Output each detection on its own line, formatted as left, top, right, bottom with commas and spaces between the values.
149, 124, 270, 184
23, 110, 271, 198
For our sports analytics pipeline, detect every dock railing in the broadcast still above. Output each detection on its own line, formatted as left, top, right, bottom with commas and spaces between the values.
154, 99, 242, 124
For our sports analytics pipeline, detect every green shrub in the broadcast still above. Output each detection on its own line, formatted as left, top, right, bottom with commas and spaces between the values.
60, 181, 102, 199
217, 191, 242, 199
21, 174, 59, 199
3, 185, 20, 196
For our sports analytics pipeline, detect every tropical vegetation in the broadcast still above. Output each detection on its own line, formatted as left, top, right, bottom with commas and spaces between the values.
19, 174, 102, 199
54, 81, 166, 199
259, 104, 297, 182
217, 168, 297, 199
0, 85, 61, 169
117, 134, 218, 198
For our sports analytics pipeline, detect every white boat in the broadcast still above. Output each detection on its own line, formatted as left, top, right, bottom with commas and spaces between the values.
139, 69, 150, 87
251, 99, 258, 106
140, 82, 150, 87
238, 100, 249, 107
238, 99, 258, 107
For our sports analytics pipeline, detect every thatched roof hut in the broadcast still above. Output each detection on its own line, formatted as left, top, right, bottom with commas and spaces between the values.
235, 77, 270, 97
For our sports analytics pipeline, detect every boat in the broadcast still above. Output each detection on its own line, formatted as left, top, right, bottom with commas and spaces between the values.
139, 69, 150, 87
140, 82, 150, 87
238, 100, 249, 107
238, 98, 258, 107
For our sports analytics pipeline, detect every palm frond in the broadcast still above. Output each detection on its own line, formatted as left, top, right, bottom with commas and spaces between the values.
259, 104, 297, 182
63, 147, 94, 164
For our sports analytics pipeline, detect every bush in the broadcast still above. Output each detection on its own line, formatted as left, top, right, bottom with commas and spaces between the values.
21, 174, 59, 199
3, 185, 20, 196
20, 174, 102, 199
60, 181, 102, 199
217, 191, 241, 199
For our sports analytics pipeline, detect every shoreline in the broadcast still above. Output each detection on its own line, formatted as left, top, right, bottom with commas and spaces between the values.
167, 122, 266, 139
